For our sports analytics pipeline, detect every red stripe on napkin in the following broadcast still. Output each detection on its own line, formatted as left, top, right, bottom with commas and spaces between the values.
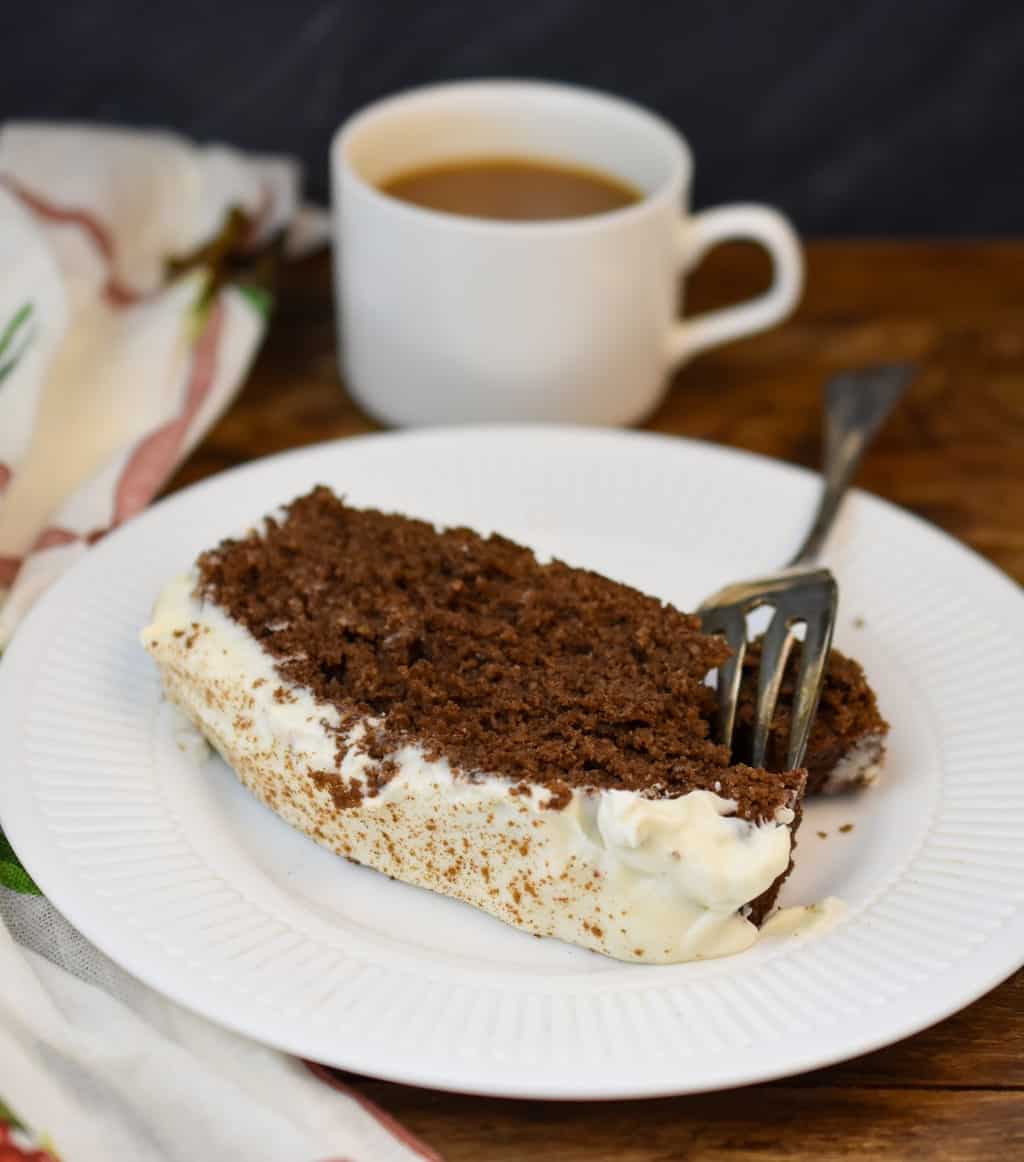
0, 529, 80, 587
18, 297, 224, 566
0, 556, 20, 586
1, 176, 145, 305
112, 297, 224, 526
32, 527, 78, 551
304, 1062, 446, 1162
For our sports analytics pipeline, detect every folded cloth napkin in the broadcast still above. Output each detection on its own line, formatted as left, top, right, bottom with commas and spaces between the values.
0, 122, 307, 644
0, 124, 440, 1162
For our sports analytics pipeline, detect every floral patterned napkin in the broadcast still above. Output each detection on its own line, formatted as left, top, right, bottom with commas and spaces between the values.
0, 123, 303, 645
0, 124, 441, 1162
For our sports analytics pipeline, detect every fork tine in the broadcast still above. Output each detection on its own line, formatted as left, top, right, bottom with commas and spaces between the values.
785, 579, 838, 769
751, 608, 798, 768
699, 605, 748, 755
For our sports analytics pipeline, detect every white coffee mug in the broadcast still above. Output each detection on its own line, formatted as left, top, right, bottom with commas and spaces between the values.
332, 80, 803, 427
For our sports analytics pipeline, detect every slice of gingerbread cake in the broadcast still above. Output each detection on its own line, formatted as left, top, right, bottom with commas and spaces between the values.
144, 487, 821, 964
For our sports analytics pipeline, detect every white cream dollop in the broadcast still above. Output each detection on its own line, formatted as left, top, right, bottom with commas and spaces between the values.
597, 789, 794, 911
760, 896, 847, 939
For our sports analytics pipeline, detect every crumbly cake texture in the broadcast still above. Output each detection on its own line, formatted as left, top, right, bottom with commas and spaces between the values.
194, 486, 802, 822
736, 643, 889, 794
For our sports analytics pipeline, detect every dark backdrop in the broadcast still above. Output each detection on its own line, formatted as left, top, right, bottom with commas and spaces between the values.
4, 0, 1022, 234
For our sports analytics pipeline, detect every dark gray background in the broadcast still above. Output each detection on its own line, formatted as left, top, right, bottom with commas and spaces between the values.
4, 0, 1021, 234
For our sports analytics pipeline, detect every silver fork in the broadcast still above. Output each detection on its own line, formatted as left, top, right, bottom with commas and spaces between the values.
698, 365, 911, 771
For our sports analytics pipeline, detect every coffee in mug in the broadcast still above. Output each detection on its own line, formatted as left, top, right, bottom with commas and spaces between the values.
332, 81, 803, 427
379, 157, 642, 221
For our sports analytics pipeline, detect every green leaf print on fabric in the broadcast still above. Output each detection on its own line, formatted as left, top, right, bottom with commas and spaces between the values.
0, 1100, 24, 1132
0, 304, 36, 387
236, 283, 274, 318
168, 206, 280, 329
0, 1099, 62, 1160
0, 831, 40, 895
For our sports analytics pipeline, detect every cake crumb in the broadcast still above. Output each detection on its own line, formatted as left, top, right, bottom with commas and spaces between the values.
817, 830, 828, 838
839, 822, 855, 834
853, 616, 866, 629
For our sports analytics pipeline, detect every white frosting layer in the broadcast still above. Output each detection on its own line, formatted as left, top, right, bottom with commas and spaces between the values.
143, 572, 799, 964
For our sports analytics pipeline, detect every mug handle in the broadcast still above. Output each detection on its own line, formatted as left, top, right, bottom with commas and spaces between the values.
666, 204, 804, 368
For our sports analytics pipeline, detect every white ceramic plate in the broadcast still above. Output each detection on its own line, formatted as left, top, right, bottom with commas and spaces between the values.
2, 427, 1022, 1099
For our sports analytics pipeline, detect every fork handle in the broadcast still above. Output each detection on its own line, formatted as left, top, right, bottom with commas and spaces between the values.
787, 365, 911, 567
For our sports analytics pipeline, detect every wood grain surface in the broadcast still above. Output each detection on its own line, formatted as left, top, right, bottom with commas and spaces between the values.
169, 241, 1024, 1160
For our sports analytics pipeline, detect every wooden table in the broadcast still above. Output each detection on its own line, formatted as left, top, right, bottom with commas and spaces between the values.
171, 242, 1024, 1160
